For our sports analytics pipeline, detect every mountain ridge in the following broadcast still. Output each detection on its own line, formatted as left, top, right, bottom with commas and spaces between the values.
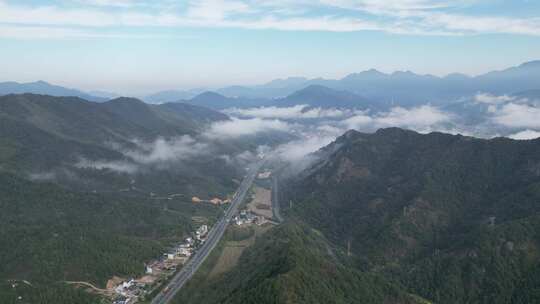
0, 81, 107, 102
7, 60, 540, 106
283, 127, 540, 304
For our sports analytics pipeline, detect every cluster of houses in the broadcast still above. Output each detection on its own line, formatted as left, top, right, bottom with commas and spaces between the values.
195, 225, 209, 240
233, 210, 267, 226
111, 225, 210, 304
113, 279, 146, 304
164, 236, 195, 260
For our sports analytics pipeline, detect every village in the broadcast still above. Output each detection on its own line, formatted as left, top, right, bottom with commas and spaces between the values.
110, 223, 209, 304
109, 169, 275, 304
110, 216, 268, 304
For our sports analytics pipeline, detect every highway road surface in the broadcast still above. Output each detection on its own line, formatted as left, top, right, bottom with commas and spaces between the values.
271, 175, 284, 223
151, 160, 264, 304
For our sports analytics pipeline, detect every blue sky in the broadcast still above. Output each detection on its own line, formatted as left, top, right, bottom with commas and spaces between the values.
0, 0, 539, 95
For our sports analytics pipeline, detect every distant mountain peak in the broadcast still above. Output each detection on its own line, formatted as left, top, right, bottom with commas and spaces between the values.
519, 60, 540, 68
197, 91, 226, 97
0, 80, 106, 102
264, 77, 309, 88
281, 85, 377, 110
341, 69, 386, 81
108, 96, 143, 103
365, 68, 384, 74
392, 70, 414, 75
106, 97, 147, 107
287, 84, 351, 99
375, 127, 416, 136
297, 84, 334, 92
341, 129, 361, 138
33, 80, 50, 85
192, 91, 228, 101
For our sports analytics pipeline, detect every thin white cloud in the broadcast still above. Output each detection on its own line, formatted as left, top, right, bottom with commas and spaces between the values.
474, 93, 515, 105
492, 103, 540, 129
320, 1, 540, 35
379, 105, 451, 127
343, 113, 374, 129
273, 135, 335, 163
256, 104, 456, 169
319, 0, 458, 17
226, 105, 352, 119
344, 105, 452, 131
423, 12, 540, 36
76, 159, 139, 173
77, 0, 142, 7
75, 135, 208, 173
316, 124, 345, 135
0, 1, 375, 30
28, 171, 57, 181
186, 0, 252, 21
0, 0, 539, 38
508, 130, 540, 140
124, 136, 209, 164
204, 117, 291, 138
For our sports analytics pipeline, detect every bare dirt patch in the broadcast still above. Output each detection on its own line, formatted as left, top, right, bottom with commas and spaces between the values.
106, 276, 124, 290
209, 224, 272, 278
247, 186, 272, 218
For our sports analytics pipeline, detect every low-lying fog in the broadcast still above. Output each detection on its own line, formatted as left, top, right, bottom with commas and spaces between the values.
53, 92, 540, 179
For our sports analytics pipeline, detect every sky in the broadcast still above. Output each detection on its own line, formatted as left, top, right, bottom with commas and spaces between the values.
1, 0, 540, 95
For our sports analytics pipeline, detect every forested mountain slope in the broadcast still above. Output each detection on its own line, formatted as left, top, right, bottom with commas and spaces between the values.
0, 93, 239, 196
0, 171, 222, 303
0, 94, 227, 145
0, 94, 239, 303
173, 222, 424, 304
284, 128, 540, 304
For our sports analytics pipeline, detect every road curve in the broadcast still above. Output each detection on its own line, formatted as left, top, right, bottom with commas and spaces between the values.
151, 160, 264, 304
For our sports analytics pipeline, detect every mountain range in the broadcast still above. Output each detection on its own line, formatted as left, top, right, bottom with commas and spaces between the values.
176, 85, 382, 111
150, 60, 540, 105
2, 89, 540, 303
0, 81, 107, 102
1, 61, 540, 304
4, 61, 540, 109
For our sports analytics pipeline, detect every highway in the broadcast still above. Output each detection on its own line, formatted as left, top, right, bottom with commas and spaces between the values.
271, 175, 284, 223
151, 160, 264, 304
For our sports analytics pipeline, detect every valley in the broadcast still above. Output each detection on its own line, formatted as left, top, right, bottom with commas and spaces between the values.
1, 7, 540, 302
2, 89, 540, 303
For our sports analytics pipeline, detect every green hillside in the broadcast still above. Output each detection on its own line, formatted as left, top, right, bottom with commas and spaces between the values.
0, 171, 222, 303
0, 94, 240, 303
0, 94, 243, 197
173, 222, 423, 304
284, 128, 540, 304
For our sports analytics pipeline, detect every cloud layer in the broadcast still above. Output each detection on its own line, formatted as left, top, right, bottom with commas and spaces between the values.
1, 0, 539, 38
343, 105, 452, 132
124, 136, 209, 164
492, 103, 540, 129
76, 135, 209, 173
70, 90, 540, 177
225, 105, 354, 119
204, 117, 292, 138
474, 93, 515, 105
508, 130, 540, 140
